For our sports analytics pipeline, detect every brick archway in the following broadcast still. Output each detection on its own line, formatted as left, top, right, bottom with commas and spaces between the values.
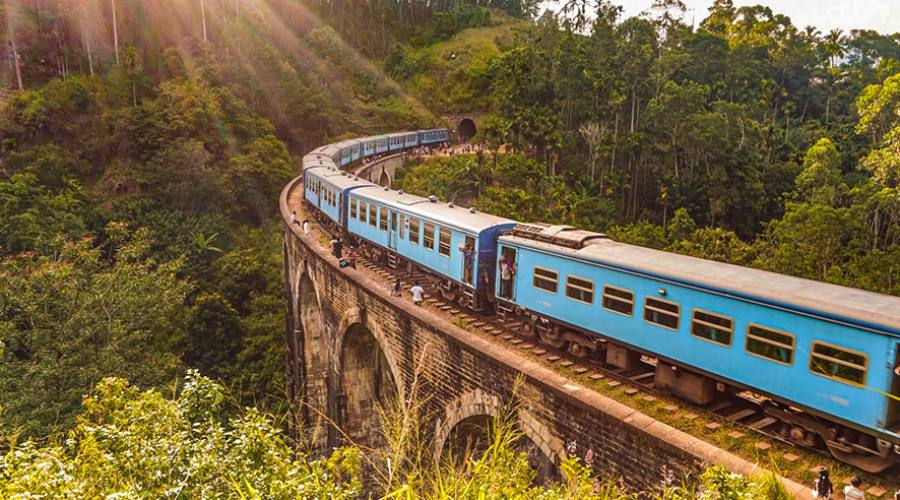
432, 390, 563, 473
333, 307, 403, 444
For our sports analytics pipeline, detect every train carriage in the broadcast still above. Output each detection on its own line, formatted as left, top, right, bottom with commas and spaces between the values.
347, 187, 516, 309
303, 167, 375, 230
363, 136, 382, 157
496, 223, 900, 471
340, 140, 362, 166
418, 128, 450, 145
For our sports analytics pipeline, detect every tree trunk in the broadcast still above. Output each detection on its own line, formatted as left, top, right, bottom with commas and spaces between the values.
111, 0, 120, 65
7, 12, 23, 91
85, 23, 94, 76
201, 0, 208, 42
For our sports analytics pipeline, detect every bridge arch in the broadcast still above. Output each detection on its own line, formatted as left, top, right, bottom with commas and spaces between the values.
334, 307, 403, 444
378, 168, 390, 187
457, 118, 477, 142
433, 390, 562, 481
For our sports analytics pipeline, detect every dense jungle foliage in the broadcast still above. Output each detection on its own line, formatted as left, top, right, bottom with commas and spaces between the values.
393, 0, 900, 296
0, 0, 896, 496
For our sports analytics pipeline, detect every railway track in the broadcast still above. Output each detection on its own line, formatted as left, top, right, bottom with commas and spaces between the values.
347, 250, 900, 494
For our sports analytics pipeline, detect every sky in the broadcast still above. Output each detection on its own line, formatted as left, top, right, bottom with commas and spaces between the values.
585, 0, 900, 34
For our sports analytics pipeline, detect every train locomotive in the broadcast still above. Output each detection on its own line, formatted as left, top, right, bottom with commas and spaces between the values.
300, 129, 900, 473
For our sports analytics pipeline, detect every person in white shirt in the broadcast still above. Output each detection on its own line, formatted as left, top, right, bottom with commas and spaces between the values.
843, 476, 865, 500
409, 280, 425, 306
302, 219, 310, 235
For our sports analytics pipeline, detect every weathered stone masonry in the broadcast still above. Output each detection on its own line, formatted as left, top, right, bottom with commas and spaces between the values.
280, 174, 807, 495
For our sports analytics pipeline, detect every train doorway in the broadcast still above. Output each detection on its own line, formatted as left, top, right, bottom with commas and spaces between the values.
388, 211, 399, 250
463, 235, 475, 285
499, 246, 516, 300
888, 348, 900, 431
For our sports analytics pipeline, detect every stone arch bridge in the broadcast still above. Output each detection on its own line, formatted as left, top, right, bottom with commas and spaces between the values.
280, 155, 807, 494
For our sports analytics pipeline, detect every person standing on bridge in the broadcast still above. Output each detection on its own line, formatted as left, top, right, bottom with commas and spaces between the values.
843, 476, 864, 500
409, 280, 425, 306
291, 211, 297, 225
302, 219, 310, 235
330, 237, 343, 260
347, 247, 358, 269
811, 467, 833, 499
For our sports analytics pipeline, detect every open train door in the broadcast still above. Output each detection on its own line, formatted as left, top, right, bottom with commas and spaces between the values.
499, 246, 517, 301
887, 347, 900, 432
462, 235, 475, 286
388, 211, 399, 251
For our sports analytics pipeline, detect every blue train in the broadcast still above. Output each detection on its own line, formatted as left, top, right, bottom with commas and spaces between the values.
300, 129, 900, 473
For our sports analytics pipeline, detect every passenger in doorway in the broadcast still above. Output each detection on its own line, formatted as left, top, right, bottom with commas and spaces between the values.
498, 255, 515, 299
409, 280, 425, 306
811, 467, 833, 499
302, 219, 310, 235
461, 243, 475, 284
843, 476, 864, 500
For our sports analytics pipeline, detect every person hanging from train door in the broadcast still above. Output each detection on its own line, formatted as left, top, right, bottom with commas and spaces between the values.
498, 248, 516, 299
461, 238, 475, 285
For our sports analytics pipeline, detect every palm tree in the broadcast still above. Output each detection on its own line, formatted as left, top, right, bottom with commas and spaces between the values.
823, 29, 844, 68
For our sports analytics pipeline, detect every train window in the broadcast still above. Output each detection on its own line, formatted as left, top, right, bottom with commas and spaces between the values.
533, 267, 558, 293
565, 276, 594, 304
644, 297, 680, 330
602, 286, 634, 316
350, 198, 357, 219
379, 207, 388, 231
369, 203, 377, 227
409, 217, 420, 245
399, 215, 406, 239
810, 342, 867, 386
690, 310, 731, 344
745, 324, 794, 365
359, 201, 367, 223
438, 227, 451, 257
424, 223, 435, 250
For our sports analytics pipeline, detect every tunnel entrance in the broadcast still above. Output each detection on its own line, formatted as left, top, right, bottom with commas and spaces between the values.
457, 118, 476, 142
338, 323, 398, 444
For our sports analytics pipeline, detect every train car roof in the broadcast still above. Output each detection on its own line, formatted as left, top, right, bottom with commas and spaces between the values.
352, 186, 516, 234
306, 167, 376, 190
500, 233, 900, 336
302, 155, 335, 170
332, 139, 361, 149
